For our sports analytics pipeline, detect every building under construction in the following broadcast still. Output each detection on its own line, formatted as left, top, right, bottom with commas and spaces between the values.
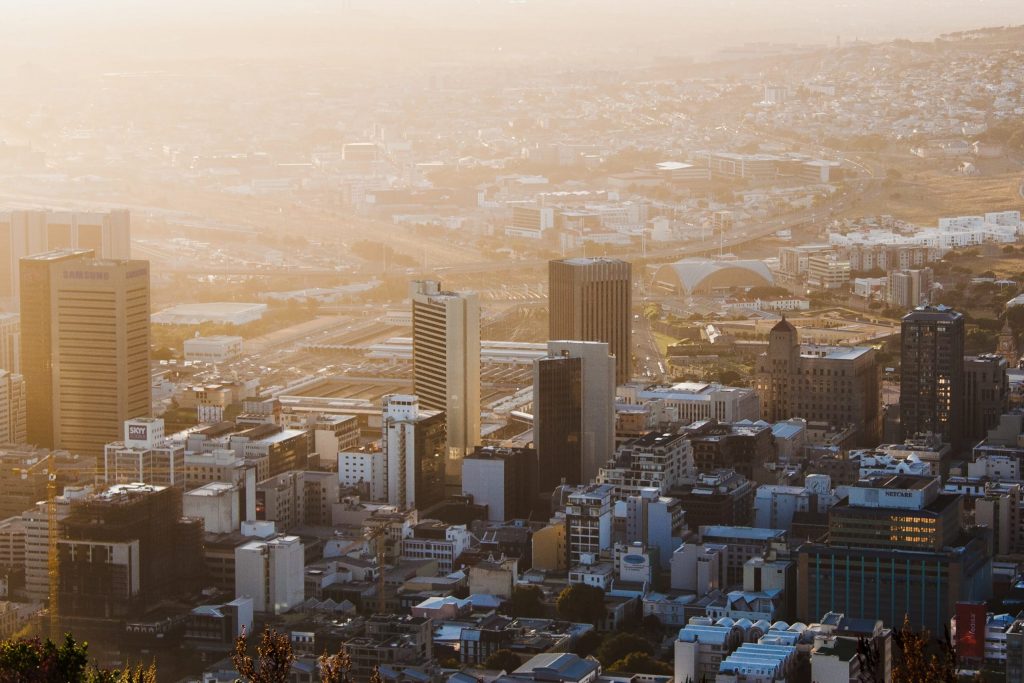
56, 483, 202, 640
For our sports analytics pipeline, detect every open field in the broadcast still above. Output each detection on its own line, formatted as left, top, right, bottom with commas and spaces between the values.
853, 170, 1024, 224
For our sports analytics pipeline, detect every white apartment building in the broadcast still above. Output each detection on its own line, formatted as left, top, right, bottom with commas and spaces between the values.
184, 482, 245, 534
313, 414, 359, 468
338, 449, 386, 501
235, 535, 304, 614
400, 522, 472, 575
382, 394, 446, 510
566, 484, 614, 567
21, 486, 91, 600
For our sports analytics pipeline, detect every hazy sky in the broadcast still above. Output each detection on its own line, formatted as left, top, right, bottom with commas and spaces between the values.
1, 0, 1023, 69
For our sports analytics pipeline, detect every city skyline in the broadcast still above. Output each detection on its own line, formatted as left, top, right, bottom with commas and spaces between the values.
3, 3, 1024, 681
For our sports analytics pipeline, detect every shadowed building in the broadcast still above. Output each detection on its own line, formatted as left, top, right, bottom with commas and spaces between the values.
756, 317, 881, 447
900, 306, 964, 449
533, 341, 615, 491
549, 258, 632, 385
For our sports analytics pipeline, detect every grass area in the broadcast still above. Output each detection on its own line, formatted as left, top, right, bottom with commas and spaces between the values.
853, 170, 1023, 224
652, 332, 678, 357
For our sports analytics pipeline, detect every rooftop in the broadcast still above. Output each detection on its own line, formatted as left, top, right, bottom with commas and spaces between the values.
700, 526, 786, 541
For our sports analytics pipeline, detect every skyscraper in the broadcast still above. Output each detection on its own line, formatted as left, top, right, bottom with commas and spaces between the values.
21, 250, 151, 455
533, 340, 615, 491
410, 280, 480, 486
900, 305, 965, 448
548, 258, 632, 385
963, 354, 1008, 444
0, 210, 131, 307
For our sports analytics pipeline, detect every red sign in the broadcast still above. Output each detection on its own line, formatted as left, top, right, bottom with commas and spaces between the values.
956, 602, 986, 659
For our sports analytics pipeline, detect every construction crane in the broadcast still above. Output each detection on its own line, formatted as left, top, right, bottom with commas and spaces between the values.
364, 521, 396, 614
46, 462, 59, 640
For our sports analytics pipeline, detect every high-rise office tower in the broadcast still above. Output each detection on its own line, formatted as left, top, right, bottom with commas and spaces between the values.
21, 250, 151, 455
533, 341, 615, 491
382, 394, 447, 511
410, 280, 480, 486
0, 210, 131, 307
963, 354, 1008, 444
548, 258, 632, 385
900, 305, 965, 448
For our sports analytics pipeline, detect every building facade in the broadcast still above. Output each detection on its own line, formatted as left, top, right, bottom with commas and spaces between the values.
548, 258, 632, 385
756, 317, 881, 447
21, 250, 150, 455
900, 306, 965, 448
382, 394, 446, 511
410, 280, 480, 486
534, 341, 615, 490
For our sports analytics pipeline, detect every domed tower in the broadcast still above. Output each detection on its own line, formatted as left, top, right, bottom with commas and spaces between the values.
756, 316, 802, 422
767, 316, 800, 370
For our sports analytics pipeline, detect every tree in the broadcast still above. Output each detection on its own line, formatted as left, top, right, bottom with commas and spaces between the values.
595, 632, 654, 666
508, 585, 545, 618
483, 649, 522, 673
318, 645, 353, 683
573, 630, 603, 659
86, 666, 157, 683
606, 652, 673, 676
0, 634, 89, 683
892, 615, 957, 683
232, 627, 294, 683
556, 585, 606, 625
641, 614, 664, 639
0, 634, 153, 683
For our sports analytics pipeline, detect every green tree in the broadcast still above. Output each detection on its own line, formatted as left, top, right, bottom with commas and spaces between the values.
573, 630, 603, 658
0, 634, 153, 683
606, 652, 673, 676
232, 627, 294, 683
0, 634, 89, 683
595, 632, 654, 666
556, 585, 606, 625
507, 586, 545, 618
483, 649, 522, 673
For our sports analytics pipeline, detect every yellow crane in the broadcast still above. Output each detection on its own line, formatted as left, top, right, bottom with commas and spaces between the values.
46, 462, 59, 640
364, 522, 396, 614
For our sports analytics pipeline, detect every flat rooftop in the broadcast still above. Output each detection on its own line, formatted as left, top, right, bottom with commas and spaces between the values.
799, 344, 873, 361
701, 526, 786, 541
854, 474, 934, 490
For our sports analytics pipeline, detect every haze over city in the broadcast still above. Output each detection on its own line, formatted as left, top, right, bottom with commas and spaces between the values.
2, 1, 1024, 681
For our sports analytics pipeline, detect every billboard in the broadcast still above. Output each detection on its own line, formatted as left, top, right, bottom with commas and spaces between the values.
128, 424, 148, 442
955, 602, 986, 659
